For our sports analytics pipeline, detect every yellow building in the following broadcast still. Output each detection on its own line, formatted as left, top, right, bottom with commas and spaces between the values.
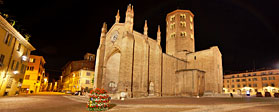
223, 69, 279, 96
63, 69, 94, 93
62, 53, 95, 93
0, 15, 35, 96
21, 55, 46, 93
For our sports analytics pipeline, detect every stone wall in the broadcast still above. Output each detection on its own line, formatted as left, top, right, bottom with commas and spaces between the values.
162, 53, 187, 96
176, 69, 205, 96
186, 46, 223, 94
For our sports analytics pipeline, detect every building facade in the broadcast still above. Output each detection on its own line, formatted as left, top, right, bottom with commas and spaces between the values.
0, 15, 35, 96
62, 53, 95, 93
21, 55, 46, 93
94, 4, 223, 98
223, 69, 279, 96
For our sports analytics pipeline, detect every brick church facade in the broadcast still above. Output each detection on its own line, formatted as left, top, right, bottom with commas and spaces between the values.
94, 4, 223, 98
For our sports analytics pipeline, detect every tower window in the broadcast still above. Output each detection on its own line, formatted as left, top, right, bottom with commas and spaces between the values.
170, 15, 175, 21
170, 23, 175, 30
190, 34, 194, 39
190, 23, 193, 30
180, 14, 186, 20
180, 32, 187, 37
190, 16, 193, 22
171, 33, 176, 38
180, 22, 186, 28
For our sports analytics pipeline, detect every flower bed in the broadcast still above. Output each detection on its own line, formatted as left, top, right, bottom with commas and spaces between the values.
87, 88, 110, 111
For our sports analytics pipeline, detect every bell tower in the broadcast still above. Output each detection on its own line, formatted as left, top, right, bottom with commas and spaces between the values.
166, 10, 195, 59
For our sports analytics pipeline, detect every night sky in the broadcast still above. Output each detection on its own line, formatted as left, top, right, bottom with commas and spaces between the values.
1, 0, 279, 79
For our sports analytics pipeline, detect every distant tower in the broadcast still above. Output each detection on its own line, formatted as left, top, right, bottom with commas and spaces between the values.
166, 10, 195, 59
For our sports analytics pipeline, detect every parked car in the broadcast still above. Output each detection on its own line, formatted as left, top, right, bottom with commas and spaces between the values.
74, 91, 82, 95
256, 92, 263, 97
265, 92, 271, 97
274, 93, 279, 98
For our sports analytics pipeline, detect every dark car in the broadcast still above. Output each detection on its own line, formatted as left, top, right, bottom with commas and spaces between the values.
265, 92, 271, 97
274, 93, 279, 98
74, 91, 82, 95
256, 92, 263, 97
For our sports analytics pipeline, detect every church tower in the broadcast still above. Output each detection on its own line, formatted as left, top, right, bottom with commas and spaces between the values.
166, 10, 195, 59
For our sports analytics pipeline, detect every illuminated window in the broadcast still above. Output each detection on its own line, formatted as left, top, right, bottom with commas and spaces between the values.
190, 16, 193, 22
170, 23, 175, 30
180, 22, 186, 27
190, 24, 193, 30
180, 32, 187, 37
29, 58, 35, 63
170, 15, 175, 21
190, 34, 194, 39
180, 14, 186, 20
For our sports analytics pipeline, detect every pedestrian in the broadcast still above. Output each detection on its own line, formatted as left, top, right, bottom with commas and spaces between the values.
230, 93, 233, 98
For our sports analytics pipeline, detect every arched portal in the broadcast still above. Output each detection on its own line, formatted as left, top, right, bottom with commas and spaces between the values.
104, 52, 121, 94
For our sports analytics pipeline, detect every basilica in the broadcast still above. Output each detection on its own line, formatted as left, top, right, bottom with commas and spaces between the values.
94, 4, 223, 98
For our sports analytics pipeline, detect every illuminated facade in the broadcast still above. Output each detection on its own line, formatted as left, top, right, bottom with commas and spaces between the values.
0, 15, 35, 96
62, 69, 94, 93
94, 4, 223, 98
62, 53, 95, 93
21, 55, 46, 93
223, 69, 279, 96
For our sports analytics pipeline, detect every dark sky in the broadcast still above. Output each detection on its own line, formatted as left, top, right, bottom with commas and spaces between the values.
1, 0, 279, 79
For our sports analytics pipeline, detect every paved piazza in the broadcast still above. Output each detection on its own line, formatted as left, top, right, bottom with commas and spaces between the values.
1, 95, 279, 112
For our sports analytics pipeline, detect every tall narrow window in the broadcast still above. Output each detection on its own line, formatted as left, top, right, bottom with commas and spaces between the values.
170, 15, 175, 21
0, 54, 5, 64
3, 32, 10, 45
170, 23, 175, 30
180, 22, 186, 28
190, 23, 193, 30
180, 14, 186, 20
17, 43, 21, 51
190, 16, 193, 22
15, 62, 19, 70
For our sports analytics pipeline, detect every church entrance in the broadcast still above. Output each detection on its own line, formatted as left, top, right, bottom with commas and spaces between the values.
105, 52, 121, 94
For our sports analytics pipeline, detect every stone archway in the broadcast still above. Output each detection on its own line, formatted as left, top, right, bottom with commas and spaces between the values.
104, 52, 121, 94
